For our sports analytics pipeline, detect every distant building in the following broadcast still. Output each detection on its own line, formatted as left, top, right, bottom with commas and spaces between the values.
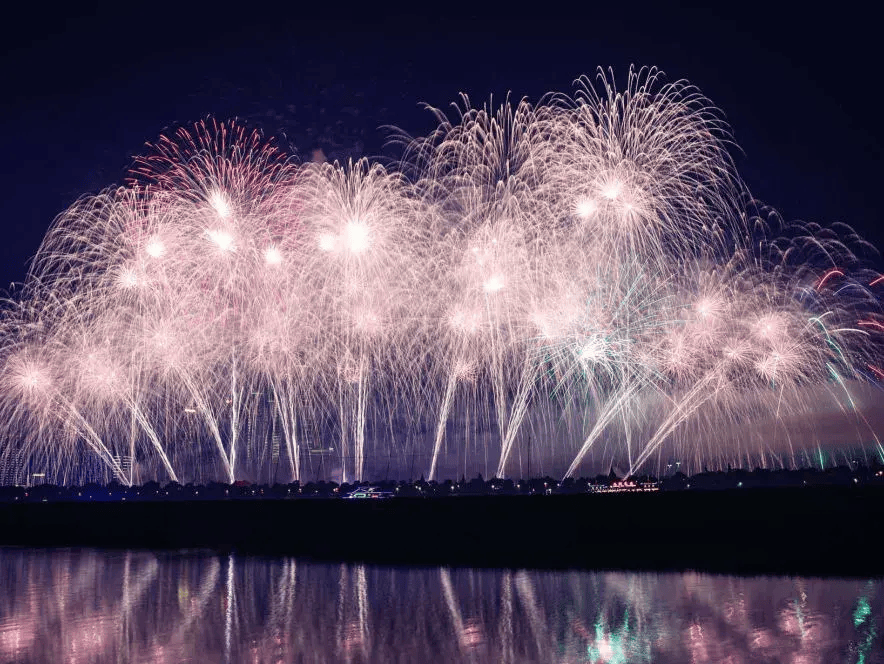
589, 479, 660, 494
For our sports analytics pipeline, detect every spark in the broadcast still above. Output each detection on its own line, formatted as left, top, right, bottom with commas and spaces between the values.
318, 233, 338, 252
209, 191, 232, 219
575, 198, 598, 219
601, 180, 622, 200
483, 274, 505, 293
816, 269, 844, 290
116, 266, 139, 289
343, 221, 371, 254
206, 229, 235, 252
264, 246, 282, 265
579, 336, 608, 363
145, 238, 165, 258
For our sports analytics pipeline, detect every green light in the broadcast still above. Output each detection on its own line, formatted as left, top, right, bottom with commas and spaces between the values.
853, 594, 877, 664
853, 596, 871, 628
586, 610, 650, 664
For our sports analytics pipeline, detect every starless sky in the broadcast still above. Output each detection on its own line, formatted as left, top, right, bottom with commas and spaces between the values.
1, 2, 881, 290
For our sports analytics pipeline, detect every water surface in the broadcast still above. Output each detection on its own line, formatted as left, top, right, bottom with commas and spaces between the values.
0, 547, 880, 662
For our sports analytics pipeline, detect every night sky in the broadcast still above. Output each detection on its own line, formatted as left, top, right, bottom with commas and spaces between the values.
1, 3, 880, 290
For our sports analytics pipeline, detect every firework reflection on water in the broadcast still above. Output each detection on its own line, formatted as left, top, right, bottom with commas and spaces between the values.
0, 548, 880, 663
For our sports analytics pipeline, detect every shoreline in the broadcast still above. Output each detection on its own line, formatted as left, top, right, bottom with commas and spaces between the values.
1, 486, 882, 576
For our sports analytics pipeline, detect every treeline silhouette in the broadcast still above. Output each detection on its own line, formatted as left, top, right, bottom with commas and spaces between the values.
2, 462, 882, 503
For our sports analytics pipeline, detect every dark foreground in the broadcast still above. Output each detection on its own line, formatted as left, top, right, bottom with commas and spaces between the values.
1, 486, 882, 576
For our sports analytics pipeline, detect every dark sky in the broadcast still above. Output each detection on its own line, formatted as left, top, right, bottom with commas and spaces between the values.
1, 2, 881, 288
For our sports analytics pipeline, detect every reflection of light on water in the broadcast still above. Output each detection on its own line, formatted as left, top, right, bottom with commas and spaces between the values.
677, 579, 844, 664
685, 622, 710, 664
0, 550, 880, 663
0, 619, 36, 661
342, 620, 365, 652
337, 563, 370, 657
515, 571, 545, 654
68, 616, 114, 662
777, 601, 833, 664
852, 589, 877, 664
461, 617, 485, 649
588, 613, 652, 664
440, 567, 469, 652
498, 570, 513, 662
224, 554, 234, 664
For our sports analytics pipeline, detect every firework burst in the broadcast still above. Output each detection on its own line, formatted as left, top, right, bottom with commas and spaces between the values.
0, 68, 881, 486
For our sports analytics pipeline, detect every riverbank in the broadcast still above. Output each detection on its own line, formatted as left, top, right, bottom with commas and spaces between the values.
1, 486, 881, 576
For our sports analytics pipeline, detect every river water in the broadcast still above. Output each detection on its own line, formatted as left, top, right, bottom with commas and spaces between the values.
0, 547, 880, 663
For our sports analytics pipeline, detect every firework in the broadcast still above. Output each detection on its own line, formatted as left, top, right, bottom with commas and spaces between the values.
0, 68, 881, 486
